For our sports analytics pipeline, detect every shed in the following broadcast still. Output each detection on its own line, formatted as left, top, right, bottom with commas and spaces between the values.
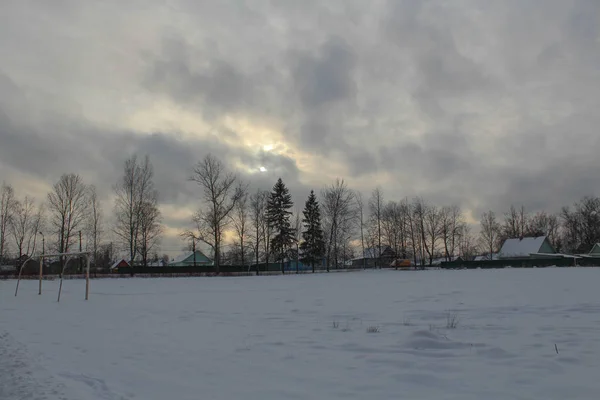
110, 259, 130, 271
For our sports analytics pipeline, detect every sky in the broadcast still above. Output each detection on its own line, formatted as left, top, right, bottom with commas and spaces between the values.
1, 0, 599, 256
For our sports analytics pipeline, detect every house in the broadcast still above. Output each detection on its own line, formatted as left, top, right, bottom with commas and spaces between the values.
169, 250, 212, 267
586, 243, 600, 256
575, 243, 600, 260
474, 253, 499, 261
147, 259, 167, 267
110, 259, 130, 271
498, 236, 556, 259
351, 245, 396, 267
430, 256, 463, 265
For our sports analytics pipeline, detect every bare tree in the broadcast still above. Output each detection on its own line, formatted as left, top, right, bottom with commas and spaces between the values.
440, 205, 464, 261
337, 210, 356, 267
189, 154, 245, 273
560, 196, 600, 253
381, 202, 395, 262
249, 189, 267, 274
526, 211, 560, 249
424, 204, 441, 266
355, 192, 366, 268
293, 207, 302, 273
10, 196, 43, 259
398, 199, 410, 259
232, 191, 250, 267
114, 155, 156, 264
411, 197, 429, 268
86, 185, 103, 269
457, 224, 479, 260
47, 174, 89, 265
138, 199, 162, 267
382, 201, 408, 263
368, 187, 384, 268
502, 205, 528, 242
479, 210, 501, 259
405, 198, 420, 266
321, 179, 355, 271
0, 183, 17, 262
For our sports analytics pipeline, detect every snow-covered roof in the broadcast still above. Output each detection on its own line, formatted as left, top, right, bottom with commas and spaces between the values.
147, 260, 166, 267
499, 236, 553, 258
169, 250, 212, 266
170, 251, 193, 265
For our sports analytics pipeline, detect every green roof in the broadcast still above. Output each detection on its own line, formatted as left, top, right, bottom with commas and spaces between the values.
169, 250, 212, 266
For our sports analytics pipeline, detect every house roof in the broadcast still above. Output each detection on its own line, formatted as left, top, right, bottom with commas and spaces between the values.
169, 250, 211, 265
499, 236, 554, 258
589, 243, 600, 255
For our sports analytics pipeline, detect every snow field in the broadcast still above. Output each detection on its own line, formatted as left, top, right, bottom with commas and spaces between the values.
2, 268, 600, 399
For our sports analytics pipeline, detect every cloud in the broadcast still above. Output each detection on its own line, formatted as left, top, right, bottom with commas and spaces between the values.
1, 0, 600, 254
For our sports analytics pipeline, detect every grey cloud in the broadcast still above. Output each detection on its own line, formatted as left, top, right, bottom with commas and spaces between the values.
146, 49, 250, 122
0, 71, 309, 211
2, 0, 600, 246
290, 36, 357, 110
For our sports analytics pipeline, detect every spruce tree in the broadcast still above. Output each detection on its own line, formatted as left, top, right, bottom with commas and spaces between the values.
300, 190, 325, 273
266, 178, 294, 274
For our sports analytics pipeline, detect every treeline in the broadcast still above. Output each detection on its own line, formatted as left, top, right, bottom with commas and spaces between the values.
2, 152, 599, 272
181, 154, 600, 272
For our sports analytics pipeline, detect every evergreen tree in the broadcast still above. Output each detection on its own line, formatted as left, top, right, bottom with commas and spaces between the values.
300, 190, 325, 273
266, 178, 294, 273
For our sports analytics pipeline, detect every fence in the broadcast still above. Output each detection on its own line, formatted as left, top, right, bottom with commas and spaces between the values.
0, 262, 367, 280
439, 257, 600, 269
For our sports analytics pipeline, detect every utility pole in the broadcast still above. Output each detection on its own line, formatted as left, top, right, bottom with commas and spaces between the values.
39, 231, 45, 273
39, 232, 45, 255
192, 237, 197, 268
79, 230, 82, 273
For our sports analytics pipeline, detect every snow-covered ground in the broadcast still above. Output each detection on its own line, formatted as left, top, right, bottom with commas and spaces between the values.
2, 268, 600, 400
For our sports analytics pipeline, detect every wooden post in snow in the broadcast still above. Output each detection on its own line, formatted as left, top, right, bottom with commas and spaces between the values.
38, 257, 43, 295
57, 256, 70, 302
14, 256, 33, 297
85, 255, 90, 300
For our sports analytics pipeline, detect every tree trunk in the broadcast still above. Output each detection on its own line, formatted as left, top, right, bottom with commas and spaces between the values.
255, 224, 260, 276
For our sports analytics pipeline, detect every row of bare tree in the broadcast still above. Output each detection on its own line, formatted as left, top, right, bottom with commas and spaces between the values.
182, 154, 478, 270
3, 152, 598, 271
183, 154, 600, 270
0, 155, 162, 269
